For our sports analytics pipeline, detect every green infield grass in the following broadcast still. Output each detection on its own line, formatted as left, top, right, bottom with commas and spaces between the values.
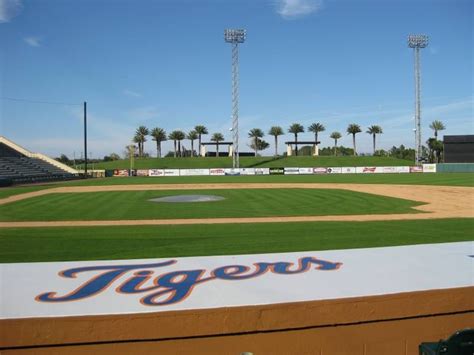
1, 218, 472, 263
0, 189, 423, 221
90, 155, 412, 170
0, 172, 472, 200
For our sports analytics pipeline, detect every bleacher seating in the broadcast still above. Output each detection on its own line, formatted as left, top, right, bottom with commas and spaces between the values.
0, 140, 78, 184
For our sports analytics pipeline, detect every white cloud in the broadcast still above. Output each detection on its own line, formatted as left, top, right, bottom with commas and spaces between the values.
24, 36, 41, 47
0, 0, 22, 23
276, 0, 323, 19
123, 89, 142, 98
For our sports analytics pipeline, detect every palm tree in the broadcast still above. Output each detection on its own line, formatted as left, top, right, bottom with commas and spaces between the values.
168, 130, 185, 158
346, 123, 362, 156
429, 120, 446, 139
427, 137, 443, 163
176, 130, 185, 157
288, 123, 304, 156
135, 126, 149, 157
187, 130, 198, 157
366, 125, 383, 155
150, 127, 167, 158
250, 138, 270, 154
330, 131, 342, 156
248, 128, 264, 157
132, 134, 141, 157
194, 125, 208, 154
308, 123, 325, 144
210, 132, 224, 157
268, 126, 284, 156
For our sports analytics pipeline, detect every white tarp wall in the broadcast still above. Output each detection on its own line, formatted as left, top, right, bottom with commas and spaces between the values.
1, 242, 472, 319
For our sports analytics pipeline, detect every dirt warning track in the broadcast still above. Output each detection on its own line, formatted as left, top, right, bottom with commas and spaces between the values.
0, 183, 472, 228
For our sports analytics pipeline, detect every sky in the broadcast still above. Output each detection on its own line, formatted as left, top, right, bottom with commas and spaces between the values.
0, 0, 472, 158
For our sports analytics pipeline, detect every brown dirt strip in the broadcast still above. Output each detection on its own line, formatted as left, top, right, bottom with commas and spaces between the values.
0, 183, 472, 228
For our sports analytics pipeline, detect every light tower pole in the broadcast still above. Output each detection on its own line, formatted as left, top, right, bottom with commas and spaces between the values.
224, 28, 246, 169
408, 34, 428, 164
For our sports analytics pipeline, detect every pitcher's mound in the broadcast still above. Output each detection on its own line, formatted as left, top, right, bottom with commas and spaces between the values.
149, 195, 225, 203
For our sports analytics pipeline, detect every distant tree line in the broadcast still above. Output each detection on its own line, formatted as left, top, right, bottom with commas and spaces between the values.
126, 122, 387, 159
55, 120, 446, 164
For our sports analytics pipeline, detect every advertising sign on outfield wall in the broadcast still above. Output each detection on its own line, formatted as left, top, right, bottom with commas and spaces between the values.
255, 168, 270, 175
356, 166, 410, 174
356, 167, 377, 174
410, 166, 423, 173
164, 169, 180, 177
209, 168, 225, 176
326, 167, 342, 174
239, 168, 256, 176
341, 167, 356, 174
269, 168, 284, 175
381, 166, 398, 174
136, 170, 149, 177
284, 167, 300, 175
113, 169, 129, 177
179, 169, 210, 176
313, 167, 328, 174
423, 164, 437, 173
378, 166, 410, 174
148, 169, 165, 177
395, 166, 410, 173
298, 168, 313, 175
224, 168, 240, 176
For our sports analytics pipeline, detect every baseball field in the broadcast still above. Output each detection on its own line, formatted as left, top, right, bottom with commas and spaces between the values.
1, 171, 473, 354
0, 173, 473, 263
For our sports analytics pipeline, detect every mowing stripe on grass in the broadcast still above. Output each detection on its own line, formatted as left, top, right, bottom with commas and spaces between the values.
1, 218, 472, 263
0, 189, 423, 222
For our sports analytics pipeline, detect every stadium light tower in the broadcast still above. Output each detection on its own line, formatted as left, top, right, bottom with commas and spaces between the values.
408, 34, 429, 164
224, 28, 246, 169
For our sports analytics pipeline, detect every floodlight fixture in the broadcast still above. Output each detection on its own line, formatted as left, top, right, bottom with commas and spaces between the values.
408, 34, 429, 164
224, 29, 246, 44
408, 34, 429, 48
224, 28, 246, 169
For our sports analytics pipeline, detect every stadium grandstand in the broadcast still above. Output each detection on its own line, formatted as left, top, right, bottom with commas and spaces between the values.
0, 136, 78, 185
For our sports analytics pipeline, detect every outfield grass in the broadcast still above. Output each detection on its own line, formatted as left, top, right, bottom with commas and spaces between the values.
90, 155, 412, 170
0, 189, 422, 221
0, 173, 472, 200
66, 173, 473, 187
1, 219, 472, 263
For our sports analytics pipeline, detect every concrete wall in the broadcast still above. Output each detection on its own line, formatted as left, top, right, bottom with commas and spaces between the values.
2, 287, 472, 355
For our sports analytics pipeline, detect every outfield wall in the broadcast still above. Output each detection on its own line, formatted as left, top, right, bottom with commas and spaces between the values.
436, 163, 474, 173
106, 164, 437, 177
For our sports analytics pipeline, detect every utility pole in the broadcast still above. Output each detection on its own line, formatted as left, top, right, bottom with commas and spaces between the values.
83, 101, 88, 178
